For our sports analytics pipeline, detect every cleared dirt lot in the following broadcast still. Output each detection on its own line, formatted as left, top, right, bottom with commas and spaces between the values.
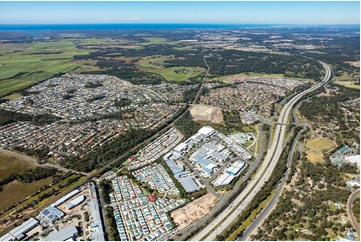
190, 104, 223, 124
171, 193, 218, 230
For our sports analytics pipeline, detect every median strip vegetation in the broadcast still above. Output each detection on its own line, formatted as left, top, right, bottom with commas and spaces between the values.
214, 126, 302, 241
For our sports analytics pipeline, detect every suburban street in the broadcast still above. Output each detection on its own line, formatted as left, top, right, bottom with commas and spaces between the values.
191, 61, 332, 241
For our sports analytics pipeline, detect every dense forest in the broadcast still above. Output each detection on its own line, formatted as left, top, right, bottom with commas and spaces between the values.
84, 59, 166, 85
59, 129, 153, 172
174, 110, 201, 139
299, 85, 360, 145
168, 50, 324, 80
223, 110, 243, 130
253, 159, 357, 241
182, 85, 200, 103
0, 109, 61, 126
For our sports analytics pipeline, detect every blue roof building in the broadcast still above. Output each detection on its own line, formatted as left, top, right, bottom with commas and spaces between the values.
165, 159, 184, 175
203, 167, 214, 175
40, 206, 64, 223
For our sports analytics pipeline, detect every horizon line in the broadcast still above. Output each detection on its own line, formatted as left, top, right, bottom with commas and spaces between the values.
0, 23, 359, 25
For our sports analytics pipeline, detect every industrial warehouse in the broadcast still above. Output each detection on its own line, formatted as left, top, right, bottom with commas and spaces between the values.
0, 183, 105, 241
162, 126, 251, 190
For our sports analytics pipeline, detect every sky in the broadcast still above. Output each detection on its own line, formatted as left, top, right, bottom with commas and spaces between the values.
0, 1, 359, 25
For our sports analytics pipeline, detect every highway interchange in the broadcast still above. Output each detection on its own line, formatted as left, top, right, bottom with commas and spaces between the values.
191, 62, 332, 241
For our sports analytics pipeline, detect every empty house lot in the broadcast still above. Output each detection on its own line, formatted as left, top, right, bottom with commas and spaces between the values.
110, 176, 185, 241
190, 104, 223, 124
171, 193, 218, 230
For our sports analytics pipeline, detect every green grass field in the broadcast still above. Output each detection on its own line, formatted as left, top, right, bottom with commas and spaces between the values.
335, 81, 360, 90
173, 46, 195, 51
137, 55, 205, 82
306, 151, 324, 163
2, 93, 23, 100
305, 137, 335, 151
0, 177, 53, 212
143, 37, 169, 44
0, 40, 91, 96
0, 153, 36, 180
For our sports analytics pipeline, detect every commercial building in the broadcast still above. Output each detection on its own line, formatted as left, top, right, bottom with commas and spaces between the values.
44, 225, 78, 241
40, 206, 65, 223
173, 143, 188, 154
345, 155, 360, 167
88, 183, 106, 241
230, 132, 253, 144
65, 195, 85, 210
213, 173, 235, 187
165, 159, 184, 175
226, 161, 246, 176
209, 151, 228, 162
51, 189, 80, 207
177, 177, 200, 192
198, 126, 216, 137
0, 218, 39, 241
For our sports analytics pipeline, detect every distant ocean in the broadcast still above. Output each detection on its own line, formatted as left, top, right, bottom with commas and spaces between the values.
0, 23, 279, 31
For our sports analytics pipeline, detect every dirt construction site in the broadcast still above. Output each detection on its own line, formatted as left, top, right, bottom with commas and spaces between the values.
170, 193, 218, 230
190, 104, 223, 124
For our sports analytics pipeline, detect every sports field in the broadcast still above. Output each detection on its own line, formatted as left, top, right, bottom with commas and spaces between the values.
305, 137, 336, 151
306, 151, 324, 163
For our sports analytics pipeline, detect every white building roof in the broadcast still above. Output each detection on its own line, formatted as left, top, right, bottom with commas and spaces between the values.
226, 161, 246, 175
174, 143, 187, 152
345, 155, 360, 167
45, 226, 78, 241
66, 195, 85, 209
51, 189, 80, 207
198, 126, 215, 136
213, 173, 235, 186
7, 218, 38, 239
0, 233, 16, 241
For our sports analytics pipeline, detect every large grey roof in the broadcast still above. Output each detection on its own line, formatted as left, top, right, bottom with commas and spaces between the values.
177, 177, 199, 192
44, 226, 78, 241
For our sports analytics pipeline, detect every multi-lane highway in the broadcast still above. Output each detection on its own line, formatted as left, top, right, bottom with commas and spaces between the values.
191, 61, 332, 241
239, 127, 306, 240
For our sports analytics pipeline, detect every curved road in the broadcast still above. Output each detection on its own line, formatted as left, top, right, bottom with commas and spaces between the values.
239, 127, 306, 240
192, 62, 332, 241
347, 189, 360, 240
